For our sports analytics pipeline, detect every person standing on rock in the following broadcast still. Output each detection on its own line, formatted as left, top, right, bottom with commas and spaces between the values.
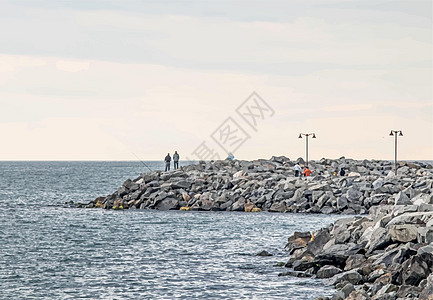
339, 168, 345, 176
303, 166, 312, 177
164, 153, 171, 171
294, 163, 302, 177
173, 151, 180, 169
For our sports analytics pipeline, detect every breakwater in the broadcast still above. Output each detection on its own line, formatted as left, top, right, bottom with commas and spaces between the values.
79, 157, 432, 215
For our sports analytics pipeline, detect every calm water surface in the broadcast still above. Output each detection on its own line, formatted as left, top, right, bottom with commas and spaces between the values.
0, 161, 340, 299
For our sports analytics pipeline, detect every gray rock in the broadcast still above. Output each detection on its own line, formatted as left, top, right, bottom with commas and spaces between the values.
269, 201, 287, 212
388, 224, 418, 242
367, 227, 392, 253
231, 197, 246, 211
317, 265, 342, 278
400, 253, 433, 286
170, 181, 191, 189
321, 207, 335, 214
346, 289, 370, 300
154, 197, 179, 210
332, 270, 363, 285
418, 227, 433, 244
306, 229, 331, 256
316, 243, 352, 268
394, 191, 411, 205
278, 270, 312, 277
331, 291, 345, 300
347, 187, 362, 202
341, 283, 355, 298
419, 273, 433, 300
418, 244, 433, 255
344, 254, 366, 271
337, 196, 348, 210
387, 212, 433, 226
256, 250, 273, 256
373, 178, 384, 189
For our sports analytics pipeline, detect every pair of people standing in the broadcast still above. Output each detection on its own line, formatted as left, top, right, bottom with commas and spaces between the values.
164, 151, 180, 171
294, 163, 312, 177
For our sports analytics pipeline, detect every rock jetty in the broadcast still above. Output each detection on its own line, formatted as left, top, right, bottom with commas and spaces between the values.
283, 205, 433, 300
76, 156, 433, 299
78, 157, 432, 215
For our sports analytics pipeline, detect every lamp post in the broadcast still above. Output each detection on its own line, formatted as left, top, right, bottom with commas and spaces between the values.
389, 130, 403, 175
298, 133, 316, 167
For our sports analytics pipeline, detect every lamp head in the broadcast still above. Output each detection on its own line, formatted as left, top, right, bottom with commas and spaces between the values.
298, 134, 302, 139
399, 131, 403, 136
312, 133, 316, 138
389, 131, 394, 136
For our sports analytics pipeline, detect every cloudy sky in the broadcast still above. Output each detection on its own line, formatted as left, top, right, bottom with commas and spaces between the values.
0, 0, 431, 161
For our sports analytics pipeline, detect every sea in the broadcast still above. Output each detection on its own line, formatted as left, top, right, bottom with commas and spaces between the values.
0, 161, 344, 299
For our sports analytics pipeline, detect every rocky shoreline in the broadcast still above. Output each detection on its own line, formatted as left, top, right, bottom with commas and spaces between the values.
282, 205, 433, 300
76, 157, 433, 299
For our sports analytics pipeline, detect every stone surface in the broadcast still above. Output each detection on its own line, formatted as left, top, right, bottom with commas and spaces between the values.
256, 250, 273, 256
394, 191, 411, 205
419, 273, 433, 300
317, 265, 342, 278
388, 224, 418, 242
332, 270, 363, 285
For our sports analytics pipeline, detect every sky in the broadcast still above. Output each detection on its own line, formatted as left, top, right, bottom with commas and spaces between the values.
0, 0, 432, 161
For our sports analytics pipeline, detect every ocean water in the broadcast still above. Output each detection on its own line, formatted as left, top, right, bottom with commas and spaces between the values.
0, 161, 341, 299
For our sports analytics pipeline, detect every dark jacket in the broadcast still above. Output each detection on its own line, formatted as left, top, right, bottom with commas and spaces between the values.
165, 155, 171, 163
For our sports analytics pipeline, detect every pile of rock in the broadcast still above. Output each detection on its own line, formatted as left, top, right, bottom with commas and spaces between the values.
283, 206, 433, 299
78, 157, 433, 214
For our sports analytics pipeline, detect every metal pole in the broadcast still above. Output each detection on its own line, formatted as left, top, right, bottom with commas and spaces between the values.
395, 133, 398, 175
306, 134, 309, 168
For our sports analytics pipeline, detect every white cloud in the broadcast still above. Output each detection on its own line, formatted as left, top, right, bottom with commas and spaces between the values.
323, 104, 373, 112
0, 1, 431, 160
55, 60, 91, 72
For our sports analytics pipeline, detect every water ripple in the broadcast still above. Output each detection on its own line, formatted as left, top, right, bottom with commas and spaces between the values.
0, 161, 340, 299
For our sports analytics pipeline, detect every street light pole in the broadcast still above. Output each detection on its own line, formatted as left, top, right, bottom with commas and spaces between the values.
389, 130, 403, 175
298, 133, 316, 167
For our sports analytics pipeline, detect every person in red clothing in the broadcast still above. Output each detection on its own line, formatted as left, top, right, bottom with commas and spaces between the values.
303, 166, 312, 177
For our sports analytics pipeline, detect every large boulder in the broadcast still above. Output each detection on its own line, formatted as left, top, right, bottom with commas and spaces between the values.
373, 178, 384, 190
400, 253, 433, 286
418, 227, 433, 244
315, 243, 353, 268
155, 197, 179, 210
419, 273, 433, 300
331, 270, 363, 285
269, 201, 287, 212
231, 197, 246, 211
316, 265, 343, 278
387, 212, 433, 226
388, 224, 418, 242
394, 191, 411, 205
285, 232, 312, 254
367, 227, 392, 253
170, 181, 191, 189
345, 254, 366, 271
347, 187, 362, 202
306, 229, 331, 256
